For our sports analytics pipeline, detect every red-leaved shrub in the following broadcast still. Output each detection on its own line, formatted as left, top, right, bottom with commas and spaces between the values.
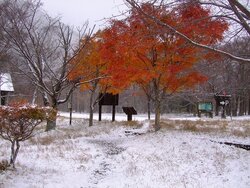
0, 103, 48, 168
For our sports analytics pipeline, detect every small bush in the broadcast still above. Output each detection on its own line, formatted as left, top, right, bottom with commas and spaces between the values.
0, 104, 49, 168
0, 160, 9, 172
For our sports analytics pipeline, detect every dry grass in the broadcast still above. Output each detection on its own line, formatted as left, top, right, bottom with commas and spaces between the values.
231, 129, 247, 137
27, 117, 250, 149
120, 121, 142, 128
32, 118, 141, 141
160, 119, 250, 137
228, 120, 250, 137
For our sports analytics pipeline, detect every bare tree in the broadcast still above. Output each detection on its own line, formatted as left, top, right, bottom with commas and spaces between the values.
0, 16, 9, 61
124, 0, 250, 63
184, 36, 250, 116
199, 0, 250, 35
0, 0, 94, 130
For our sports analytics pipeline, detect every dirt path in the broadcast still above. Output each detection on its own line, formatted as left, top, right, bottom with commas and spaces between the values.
87, 138, 126, 186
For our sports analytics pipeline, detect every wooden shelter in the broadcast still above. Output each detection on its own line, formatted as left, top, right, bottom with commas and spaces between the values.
0, 73, 14, 105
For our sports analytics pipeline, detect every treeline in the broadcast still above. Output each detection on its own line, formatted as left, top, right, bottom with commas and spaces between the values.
1, 1, 249, 131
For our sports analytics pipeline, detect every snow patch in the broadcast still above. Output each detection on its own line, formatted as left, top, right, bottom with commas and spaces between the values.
0, 114, 250, 188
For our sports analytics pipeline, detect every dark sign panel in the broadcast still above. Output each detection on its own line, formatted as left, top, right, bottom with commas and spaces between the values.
214, 95, 231, 106
214, 94, 231, 118
122, 107, 137, 115
122, 107, 137, 121
99, 93, 119, 106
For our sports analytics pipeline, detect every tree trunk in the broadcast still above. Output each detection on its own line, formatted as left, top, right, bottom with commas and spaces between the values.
238, 63, 245, 116
46, 116, 56, 131
45, 108, 57, 131
42, 92, 50, 106
243, 94, 247, 115
244, 92, 247, 115
147, 96, 151, 120
41, 92, 58, 131
221, 106, 226, 119
215, 102, 219, 116
89, 105, 94, 127
231, 95, 238, 116
153, 79, 161, 131
10, 140, 20, 168
89, 90, 95, 127
239, 95, 245, 116
154, 99, 161, 131
248, 91, 250, 115
31, 87, 37, 105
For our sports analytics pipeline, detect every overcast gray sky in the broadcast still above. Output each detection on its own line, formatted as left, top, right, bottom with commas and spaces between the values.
41, 0, 127, 28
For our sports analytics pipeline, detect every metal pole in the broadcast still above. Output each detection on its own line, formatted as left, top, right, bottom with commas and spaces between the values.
69, 107, 72, 125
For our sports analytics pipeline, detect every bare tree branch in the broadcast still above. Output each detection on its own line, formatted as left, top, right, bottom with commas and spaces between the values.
125, 0, 250, 63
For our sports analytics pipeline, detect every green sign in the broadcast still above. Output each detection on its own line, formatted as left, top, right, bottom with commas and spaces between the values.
198, 102, 213, 111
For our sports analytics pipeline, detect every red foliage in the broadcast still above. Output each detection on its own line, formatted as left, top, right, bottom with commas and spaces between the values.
0, 104, 48, 167
99, 2, 228, 94
68, 33, 111, 93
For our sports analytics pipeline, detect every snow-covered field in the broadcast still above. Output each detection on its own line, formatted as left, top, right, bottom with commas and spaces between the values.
0, 113, 250, 188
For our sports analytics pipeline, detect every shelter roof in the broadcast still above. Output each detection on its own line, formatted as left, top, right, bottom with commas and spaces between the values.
0, 73, 14, 92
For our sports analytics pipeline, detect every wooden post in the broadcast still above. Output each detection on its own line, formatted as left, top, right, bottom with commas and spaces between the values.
99, 105, 102, 121
112, 105, 115, 122
128, 114, 132, 121
221, 106, 226, 119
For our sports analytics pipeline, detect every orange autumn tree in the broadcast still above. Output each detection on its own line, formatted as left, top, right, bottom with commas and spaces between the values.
68, 34, 109, 127
100, 2, 228, 130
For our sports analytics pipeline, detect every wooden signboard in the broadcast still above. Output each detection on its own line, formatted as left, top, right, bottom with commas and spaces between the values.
197, 102, 213, 118
122, 107, 137, 121
99, 93, 119, 106
214, 94, 231, 118
98, 93, 119, 121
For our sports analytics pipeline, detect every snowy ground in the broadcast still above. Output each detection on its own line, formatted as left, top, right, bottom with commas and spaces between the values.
0, 113, 250, 188
58, 111, 250, 121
